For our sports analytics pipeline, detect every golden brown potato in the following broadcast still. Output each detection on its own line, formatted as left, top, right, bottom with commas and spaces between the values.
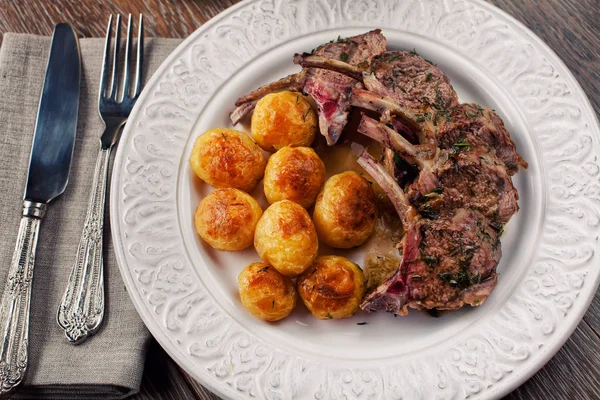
251, 91, 317, 152
194, 188, 263, 251
297, 256, 366, 320
254, 200, 318, 277
313, 171, 378, 248
263, 146, 325, 208
190, 128, 266, 192
238, 262, 297, 321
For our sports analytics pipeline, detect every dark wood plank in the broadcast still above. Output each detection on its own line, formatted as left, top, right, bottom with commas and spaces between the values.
0, 0, 240, 43
135, 340, 201, 400
504, 321, 600, 400
0, 1, 597, 399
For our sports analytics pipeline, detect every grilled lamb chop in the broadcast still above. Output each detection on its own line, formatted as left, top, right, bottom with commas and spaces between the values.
357, 152, 501, 315
231, 30, 386, 145
358, 115, 519, 225
294, 53, 526, 174
295, 50, 458, 111
351, 90, 527, 174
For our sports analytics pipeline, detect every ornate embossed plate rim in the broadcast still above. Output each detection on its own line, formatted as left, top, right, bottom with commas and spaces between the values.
110, 0, 600, 399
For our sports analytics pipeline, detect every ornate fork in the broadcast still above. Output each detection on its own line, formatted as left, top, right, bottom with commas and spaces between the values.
57, 14, 144, 344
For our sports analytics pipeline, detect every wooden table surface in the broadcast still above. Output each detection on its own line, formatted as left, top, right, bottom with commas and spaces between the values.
0, 1, 598, 399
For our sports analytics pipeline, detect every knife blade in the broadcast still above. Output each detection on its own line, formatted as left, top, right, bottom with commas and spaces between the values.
25, 24, 81, 203
0, 24, 80, 395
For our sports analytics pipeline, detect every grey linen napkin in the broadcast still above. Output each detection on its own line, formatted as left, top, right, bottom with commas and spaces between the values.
0, 33, 181, 399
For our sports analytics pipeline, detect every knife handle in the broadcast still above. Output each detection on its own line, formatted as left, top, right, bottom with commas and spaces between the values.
0, 201, 46, 395
57, 147, 110, 344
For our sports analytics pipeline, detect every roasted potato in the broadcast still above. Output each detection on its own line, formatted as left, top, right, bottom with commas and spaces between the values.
254, 200, 318, 277
297, 256, 366, 320
190, 128, 266, 192
263, 146, 325, 208
194, 188, 263, 251
313, 171, 378, 248
251, 91, 317, 152
238, 262, 297, 321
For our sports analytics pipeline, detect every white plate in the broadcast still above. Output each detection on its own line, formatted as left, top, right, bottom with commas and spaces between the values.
110, 1, 600, 399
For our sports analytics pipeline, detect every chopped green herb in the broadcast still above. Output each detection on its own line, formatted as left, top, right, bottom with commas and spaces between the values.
433, 88, 445, 110
221, 133, 227, 140
296, 95, 300, 104
452, 140, 471, 150
258, 266, 269, 273
422, 255, 439, 267
302, 107, 311, 122
410, 48, 418, 56
429, 188, 443, 195
456, 271, 469, 286
464, 104, 484, 118
425, 72, 433, 82
438, 272, 453, 283
388, 55, 400, 62
340, 52, 349, 62
415, 112, 431, 123
419, 204, 439, 220
473, 299, 481, 304
470, 273, 482, 285
272, 300, 275, 309
326, 313, 333, 320
490, 221, 503, 232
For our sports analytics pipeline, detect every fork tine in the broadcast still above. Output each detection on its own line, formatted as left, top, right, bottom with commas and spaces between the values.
108, 14, 121, 101
99, 15, 113, 99
133, 14, 144, 98
122, 14, 133, 100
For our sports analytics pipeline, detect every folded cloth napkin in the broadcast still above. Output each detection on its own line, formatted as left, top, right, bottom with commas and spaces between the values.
0, 33, 181, 399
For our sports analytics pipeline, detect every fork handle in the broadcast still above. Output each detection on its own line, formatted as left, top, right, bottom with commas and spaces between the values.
57, 147, 110, 344
0, 201, 46, 395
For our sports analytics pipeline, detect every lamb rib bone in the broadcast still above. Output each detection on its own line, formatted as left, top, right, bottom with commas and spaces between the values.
229, 72, 305, 124
358, 115, 520, 225
357, 151, 501, 315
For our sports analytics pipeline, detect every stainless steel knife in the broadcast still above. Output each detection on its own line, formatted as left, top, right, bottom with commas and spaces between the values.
0, 24, 80, 395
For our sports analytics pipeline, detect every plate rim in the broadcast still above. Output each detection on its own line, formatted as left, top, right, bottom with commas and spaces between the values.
111, 0, 600, 399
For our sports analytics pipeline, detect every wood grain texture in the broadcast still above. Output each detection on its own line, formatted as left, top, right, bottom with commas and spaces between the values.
0, 1, 597, 399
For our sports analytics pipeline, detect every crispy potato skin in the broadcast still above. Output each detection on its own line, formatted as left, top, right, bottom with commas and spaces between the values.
254, 200, 318, 277
195, 188, 263, 251
238, 262, 297, 321
313, 171, 378, 248
251, 91, 317, 152
297, 256, 366, 319
190, 128, 266, 192
263, 147, 325, 208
